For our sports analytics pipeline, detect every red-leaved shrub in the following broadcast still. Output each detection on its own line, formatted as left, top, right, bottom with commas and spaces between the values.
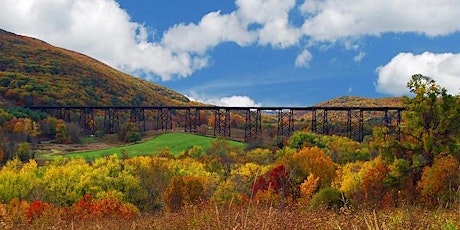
73, 194, 139, 220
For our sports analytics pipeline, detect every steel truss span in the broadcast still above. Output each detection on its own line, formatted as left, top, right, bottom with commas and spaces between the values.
26, 106, 405, 142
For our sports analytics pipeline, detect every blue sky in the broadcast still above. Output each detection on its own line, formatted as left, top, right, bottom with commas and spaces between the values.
1, 0, 460, 106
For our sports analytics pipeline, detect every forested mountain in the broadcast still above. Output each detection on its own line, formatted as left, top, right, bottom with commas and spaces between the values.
315, 96, 403, 107
0, 29, 191, 106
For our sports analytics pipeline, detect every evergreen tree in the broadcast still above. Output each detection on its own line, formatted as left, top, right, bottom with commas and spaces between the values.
402, 74, 460, 166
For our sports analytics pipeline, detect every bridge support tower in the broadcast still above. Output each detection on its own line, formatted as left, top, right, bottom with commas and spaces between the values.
156, 108, 172, 131
130, 108, 146, 132
214, 109, 231, 137
277, 109, 294, 138
185, 108, 200, 133
58, 108, 72, 123
311, 109, 329, 135
245, 109, 262, 142
79, 108, 95, 135
347, 109, 364, 142
104, 108, 120, 134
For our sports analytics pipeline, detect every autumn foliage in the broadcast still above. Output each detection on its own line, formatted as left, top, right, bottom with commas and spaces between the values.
72, 194, 139, 220
361, 157, 391, 208
0, 75, 459, 228
282, 146, 339, 189
163, 176, 208, 212
0, 29, 190, 107
418, 155, 459, 206
298, 174, 320, 206
252, 165, 288, 196
25, 200, 52, 224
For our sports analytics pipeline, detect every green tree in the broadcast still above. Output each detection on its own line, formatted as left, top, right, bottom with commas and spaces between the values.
119, 122, 142, 143
16, 142, 34, 161
40, 117, 58, 140
127, 131, 142, 143
402, 74, 460, 166
310, 187, 344, 210
288, 131, 323, 149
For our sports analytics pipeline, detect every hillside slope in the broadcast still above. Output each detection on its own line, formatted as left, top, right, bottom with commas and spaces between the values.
0, 29, 191, 106
315, 96, 403, 107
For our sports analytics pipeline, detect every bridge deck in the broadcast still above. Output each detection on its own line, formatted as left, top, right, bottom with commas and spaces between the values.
26, 105, 405, 111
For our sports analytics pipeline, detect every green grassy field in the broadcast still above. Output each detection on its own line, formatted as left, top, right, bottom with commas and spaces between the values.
41, 133, 246, 161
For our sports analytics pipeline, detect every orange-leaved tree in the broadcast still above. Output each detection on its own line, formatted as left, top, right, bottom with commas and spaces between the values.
417, 154, 459, 207
282, 146, 339, 189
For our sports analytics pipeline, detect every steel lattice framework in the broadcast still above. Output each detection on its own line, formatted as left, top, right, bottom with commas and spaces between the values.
245, 109, 262, 142
311, 109, 328, 135
347, 109, 364, 142
185, 108, 200, 133
214, 108, 231, 137
277, 109, 294, 137
156, 108, 172, 131
103, 108, 119, 134
26, 105, 405, 142
79, 108, 95, 135
129, 108, 146, 132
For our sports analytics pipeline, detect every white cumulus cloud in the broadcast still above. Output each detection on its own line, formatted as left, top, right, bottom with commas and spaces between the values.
187, 93, 262, 107
295, 49, 313, 67
236, 0, 300, 48
354, 51, 366, 63
301, 0, 460, 42
1, 0, 460, 80
375, 52, 460, 95
216, 96, 262, 107
162, 11, 256, 54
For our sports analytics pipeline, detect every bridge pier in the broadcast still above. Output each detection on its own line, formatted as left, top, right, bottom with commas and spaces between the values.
156, 108, 172, 131
58, 108, 72, 123
277, 109, 294, 138
245, 109, 261, 142
347, 109, 364, 142
311, 109, 328, 135
103, 108, 119, 134
130, 108, 146, 132
214, 109, 231, 137
79, 108, 95, 135
185, 108, 200, 133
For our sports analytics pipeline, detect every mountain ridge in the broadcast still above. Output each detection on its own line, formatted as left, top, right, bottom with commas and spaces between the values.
314, 96, 403, 108
0, 29, 192, 107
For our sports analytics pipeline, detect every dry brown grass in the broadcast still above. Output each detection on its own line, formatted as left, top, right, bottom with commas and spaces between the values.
6, 204, 458, 230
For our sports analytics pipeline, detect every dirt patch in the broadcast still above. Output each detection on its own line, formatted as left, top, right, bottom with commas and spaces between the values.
35, 131, 164, 156
36, 142, 116, 155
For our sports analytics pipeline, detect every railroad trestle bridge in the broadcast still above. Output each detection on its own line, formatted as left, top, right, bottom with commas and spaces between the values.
27, 106, 405, 143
